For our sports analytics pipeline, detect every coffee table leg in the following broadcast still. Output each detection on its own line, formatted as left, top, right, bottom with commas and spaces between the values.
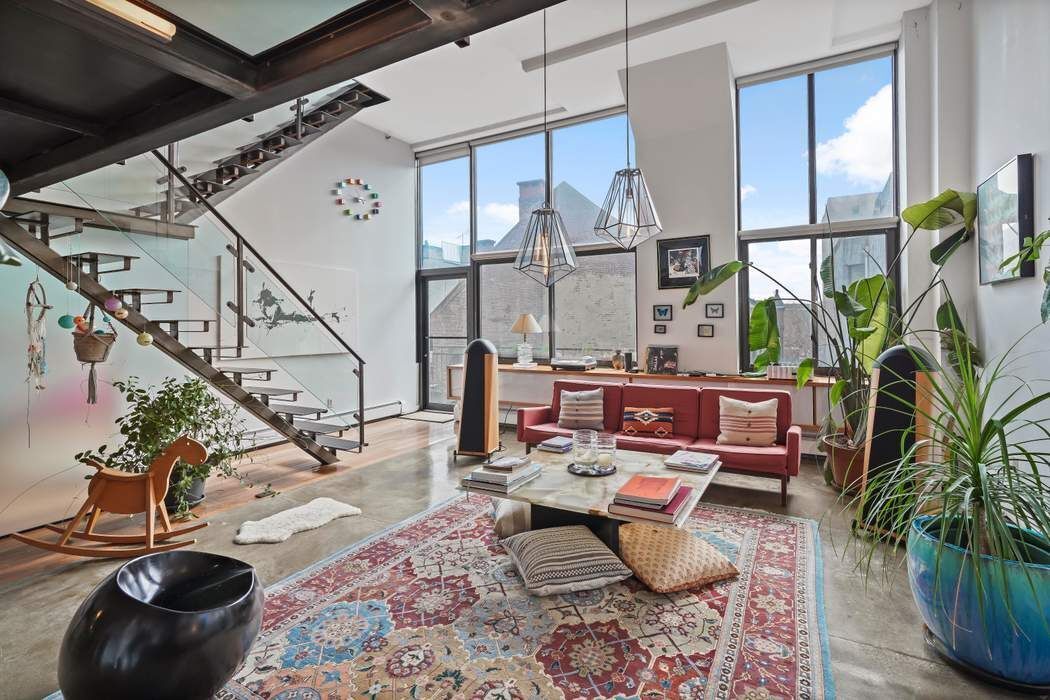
530, 505, 620, 553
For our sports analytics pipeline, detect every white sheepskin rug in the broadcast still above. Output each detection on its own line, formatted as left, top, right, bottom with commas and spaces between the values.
234, 497, 361, 544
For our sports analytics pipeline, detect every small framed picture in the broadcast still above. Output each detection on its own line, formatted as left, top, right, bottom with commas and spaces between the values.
646, 345, 679, 374
657, 235, 711, 289
653, 304, 673, 321
704, 303, 724, 319
697, 324, 714, 338
653, 324, 667, 334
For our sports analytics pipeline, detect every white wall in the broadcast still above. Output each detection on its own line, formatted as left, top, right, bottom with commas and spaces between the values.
217, 120, 418, 418
627, 43, 739, 374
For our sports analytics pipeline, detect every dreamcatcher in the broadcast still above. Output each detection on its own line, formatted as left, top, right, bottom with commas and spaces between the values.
25, 279, 50, 390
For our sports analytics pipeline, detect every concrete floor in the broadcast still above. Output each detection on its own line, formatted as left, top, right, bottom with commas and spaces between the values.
0, 425, 1024, 699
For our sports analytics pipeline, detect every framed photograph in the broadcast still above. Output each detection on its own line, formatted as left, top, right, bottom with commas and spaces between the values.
697, 324, 714, 338
653, 324, 667, 334
646, 345, 679, 374
977, 153, 1034, 285
704, 303, 724, 319
658, 235, 710, 289
652, 304, 673, 322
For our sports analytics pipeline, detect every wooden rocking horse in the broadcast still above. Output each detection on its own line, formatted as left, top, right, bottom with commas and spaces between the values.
12, 436, 211, 558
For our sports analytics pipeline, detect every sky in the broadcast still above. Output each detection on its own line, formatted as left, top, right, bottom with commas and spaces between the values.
421, 55, 894, 303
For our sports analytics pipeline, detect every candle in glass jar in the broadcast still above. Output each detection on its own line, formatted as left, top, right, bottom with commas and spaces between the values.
597, 453, 613, 466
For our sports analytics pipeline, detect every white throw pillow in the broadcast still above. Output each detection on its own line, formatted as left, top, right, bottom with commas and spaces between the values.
717, 396, 778, 447
557, 388, 605, 430
491, 498, 531, 538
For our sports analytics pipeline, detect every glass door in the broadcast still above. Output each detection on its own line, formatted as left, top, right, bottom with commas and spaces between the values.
420, 275, 469, 411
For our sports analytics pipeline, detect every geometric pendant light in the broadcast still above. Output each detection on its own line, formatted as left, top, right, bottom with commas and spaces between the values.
516, 9, 576, 287
594, 0, 662, 249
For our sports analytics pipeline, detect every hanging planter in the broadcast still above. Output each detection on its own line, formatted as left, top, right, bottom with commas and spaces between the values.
72, 304, 117, 404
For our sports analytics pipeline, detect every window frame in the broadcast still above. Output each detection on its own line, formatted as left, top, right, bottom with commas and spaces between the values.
734, 45, 901, 372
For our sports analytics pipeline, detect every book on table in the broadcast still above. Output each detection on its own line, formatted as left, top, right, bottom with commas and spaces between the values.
664, 450, 720, 472
461, 469, 540, 494
483, 455, 532, 472
467, 462, 541, 486
614, 474, 682, 507
608, 485, 700, 525
537, 436, 573, 453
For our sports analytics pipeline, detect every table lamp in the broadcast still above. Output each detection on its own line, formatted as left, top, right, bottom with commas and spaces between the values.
510, 313, 542, 368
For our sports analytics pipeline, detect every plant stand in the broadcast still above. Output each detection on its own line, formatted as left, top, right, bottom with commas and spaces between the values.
923, 625, 1050, 696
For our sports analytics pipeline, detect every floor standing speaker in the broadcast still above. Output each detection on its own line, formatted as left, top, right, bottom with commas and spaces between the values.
456, 338, 499, 459
857, 344, 938, 537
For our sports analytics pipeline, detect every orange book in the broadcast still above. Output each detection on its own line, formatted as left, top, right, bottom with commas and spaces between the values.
615, 475, 682, 506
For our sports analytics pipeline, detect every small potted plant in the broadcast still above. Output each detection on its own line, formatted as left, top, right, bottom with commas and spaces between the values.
76, 376, 250, 515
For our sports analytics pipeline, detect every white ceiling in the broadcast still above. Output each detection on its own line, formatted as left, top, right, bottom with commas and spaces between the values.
352, 0, 930, 150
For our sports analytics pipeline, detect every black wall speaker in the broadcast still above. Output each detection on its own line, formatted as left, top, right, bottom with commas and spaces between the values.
456, 338, 499, 458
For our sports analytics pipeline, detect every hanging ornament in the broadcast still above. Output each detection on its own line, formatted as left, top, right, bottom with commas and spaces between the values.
136, 331, 154, 347
113, 308, 129, 320
103, 297, 123, 312
71, 304, 116, 405
65, 280, 78, 291
25, 280, 51, 393
58, 314, 75, 329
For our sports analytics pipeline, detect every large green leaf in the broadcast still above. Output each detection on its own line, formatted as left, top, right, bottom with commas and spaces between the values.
833, 289, 866, 317
795, 357, 814, 389
830, 378, 848, 406
847, 274, 893, 373
902, 189, 977, 233
1042, 271, 1050, 324
683, 260, 744, 308
1000, 230, 1050, 274
930, 227, 971, 265
819, 255, 835, 298
748, 297, 781, 371
936, 298, 964, 333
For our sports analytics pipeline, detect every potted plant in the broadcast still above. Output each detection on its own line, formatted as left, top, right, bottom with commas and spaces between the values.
683, 190, 980, 491
76, 376, 250, 516
853, 330, 1050, 689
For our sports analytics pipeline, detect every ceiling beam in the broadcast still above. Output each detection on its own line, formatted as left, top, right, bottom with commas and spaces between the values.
520, 0, 760, 72
0, 95, 104, 136
7, 0, 566, 195
16, 0, 258, 99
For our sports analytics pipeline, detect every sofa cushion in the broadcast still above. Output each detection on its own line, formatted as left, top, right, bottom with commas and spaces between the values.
614, 432, 695, 454
622, 406, 674, 437
688, 438, 788, 473
522, 421, 574, 443
621, 384, 701, 438
551, 380, 623, 433
502, 525, 632, 596
558, 388, 605, 430
717, 396, 779, 447
699, 388, 791, 442
619, 523, 738, 593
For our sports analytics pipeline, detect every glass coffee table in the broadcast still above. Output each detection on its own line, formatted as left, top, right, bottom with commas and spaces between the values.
462, 447, 720, 551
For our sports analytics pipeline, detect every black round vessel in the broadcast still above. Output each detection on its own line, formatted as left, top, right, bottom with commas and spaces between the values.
58, 550, 264, 700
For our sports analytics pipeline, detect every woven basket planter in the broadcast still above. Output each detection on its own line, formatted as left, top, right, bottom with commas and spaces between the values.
73, 332, 116, 364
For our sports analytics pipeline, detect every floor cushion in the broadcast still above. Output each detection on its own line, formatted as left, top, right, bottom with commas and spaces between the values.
558, 388, 605, 430
492, 498, 531, 538
619, 522, 738, 593
717, 396, 779, 446
502, 525, 632, 596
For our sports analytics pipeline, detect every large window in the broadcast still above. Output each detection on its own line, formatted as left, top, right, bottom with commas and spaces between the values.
475, 132, 546, 253
479, 263, 550, 358
554, 252, 636, 360
419, 157, 469, 268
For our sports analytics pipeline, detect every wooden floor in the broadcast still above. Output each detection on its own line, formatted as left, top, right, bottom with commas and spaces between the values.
0, 417, 455, 587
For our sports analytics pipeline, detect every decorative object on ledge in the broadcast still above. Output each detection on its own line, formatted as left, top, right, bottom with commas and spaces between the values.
57, 550, 263, 700
593, 0, 662, 249
510, 312, 542, 368
516, 10, 575, 287
658, 235, 710, 289
653, 304, 672, 321
977, 153, 1034, 284
611, 349, 625, 370
645, 344, 678, 374
697, 323, 714, 338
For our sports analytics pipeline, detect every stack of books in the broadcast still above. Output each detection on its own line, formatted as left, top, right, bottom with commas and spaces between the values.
664, 450, 720, 473
608, 474, 701, 526
461, 455, 541, 494
537, 436, 573, 453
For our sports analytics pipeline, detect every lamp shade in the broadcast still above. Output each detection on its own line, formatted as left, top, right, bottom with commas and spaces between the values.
593, 167, 662, 250
514, 205, 577, 287
511, 313, 542, 335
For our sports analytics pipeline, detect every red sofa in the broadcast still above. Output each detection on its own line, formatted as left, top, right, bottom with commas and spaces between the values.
518, 380, 802, 504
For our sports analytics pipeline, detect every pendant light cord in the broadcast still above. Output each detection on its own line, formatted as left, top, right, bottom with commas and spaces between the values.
542, 9, 550, 206
624, 0, 630, 169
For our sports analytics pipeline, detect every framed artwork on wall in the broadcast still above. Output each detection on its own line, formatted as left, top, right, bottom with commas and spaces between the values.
653, 324, 667, 334
977, 153, 1034, 285
657, 235, 710, 289
697, 324, 714, 338
646, 345, 679, 374
704, 303, 724, 319
653, 304, 673, 321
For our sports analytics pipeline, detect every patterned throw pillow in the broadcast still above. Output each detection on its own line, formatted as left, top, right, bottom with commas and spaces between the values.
557, 388, 605, 430
619, 522, 738, 593
502, 525, 632, 596
491, 497, 531, 538
622, 407, 674, 437
717, 396, 778, 447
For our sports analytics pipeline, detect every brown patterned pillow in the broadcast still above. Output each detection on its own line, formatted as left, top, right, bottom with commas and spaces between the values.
619, 522, 738, 593
717, 396, 778, 446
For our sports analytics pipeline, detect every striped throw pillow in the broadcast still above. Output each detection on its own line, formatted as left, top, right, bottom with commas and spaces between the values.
717, 396, 778, 446
502, 525, 632, 596
557, 388, 605, 430
491, 497, 531, 538
622, 406, 675, 437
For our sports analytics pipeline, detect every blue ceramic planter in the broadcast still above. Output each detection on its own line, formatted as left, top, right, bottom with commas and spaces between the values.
908, 515, 1050, 686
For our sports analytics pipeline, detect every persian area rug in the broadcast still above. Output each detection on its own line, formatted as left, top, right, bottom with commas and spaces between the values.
219, 495, 834, 699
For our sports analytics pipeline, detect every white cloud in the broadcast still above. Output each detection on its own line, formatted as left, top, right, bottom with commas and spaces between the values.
446, 200, 469, 215
482, 202, 519, 227
815, 84, 893, 187
740, 184, 756, 201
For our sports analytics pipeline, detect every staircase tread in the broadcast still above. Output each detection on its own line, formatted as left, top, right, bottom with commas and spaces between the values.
270, 403, 327, 416
150, 318, 214, 323
293, 419, 346, 434
243, 385, 300, 397
63, 252, 139, 263
112, 287, 181, 294
315, 435, 360, 451
216, 366, 276, 375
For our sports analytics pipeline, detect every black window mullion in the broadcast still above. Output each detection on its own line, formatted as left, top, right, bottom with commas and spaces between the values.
810, 236, 820, 363
807, 72, 817, 225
